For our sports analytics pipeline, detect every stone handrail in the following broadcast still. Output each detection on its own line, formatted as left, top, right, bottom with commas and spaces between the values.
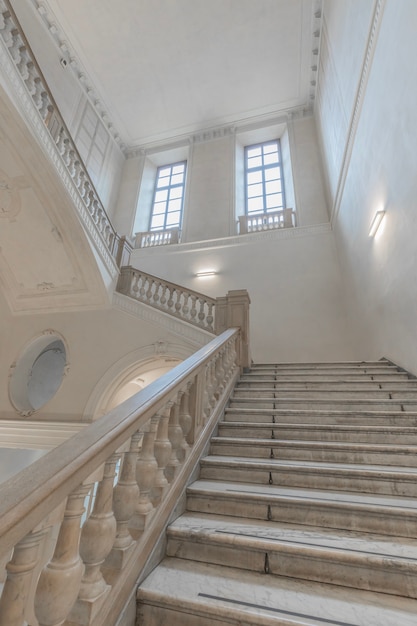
135, 228, 180, 248
117, 266, 217, 333
0, 328, 241, 626
0, 0, 118, 258
239, 208, 296, 234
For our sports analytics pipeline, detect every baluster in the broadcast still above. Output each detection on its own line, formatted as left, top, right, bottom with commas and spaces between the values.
190, 295, 197, 322
174, 289, 182, 315
70, 455, 118, 624
160, 283, 168, 307
153, 402, 173, 504
146, 277, 153, 303
24, 61, 37, 94
17, 45, 29, 79
131, 416, 158, 532
202, 364, 210, 420
179, 382, 193, 459
32, 76, 43, 109
198, 297, 206, 327
0, 11, 14, 46
67, 150, 76, 178
8, 28, 21, 62
39, 91, 50, 121
153, 280, 161, 306
167, 286, 175, 313
166, 395, 184, 481
105, 432, 141, 569
0, 528, 47, 626
215, 349, 226, 398
34, 482, 91, 626
206, 301, 214, 331
181, 291, 190, 319
73, 160, 83, 189
61, 138, 71, 166
86, 190, 95, 215
205, 361, 215, 420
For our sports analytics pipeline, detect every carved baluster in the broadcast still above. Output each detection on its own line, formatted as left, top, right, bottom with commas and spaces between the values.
182, 291, 190, 319
205, 360, 216, 419
179, 382, 193, 459
159, 283, 168, 308
0, 528, 46, 626
190, 295, 197, 322
167, 286, 175, 313
202, 364, 210, 420
8, 28, 21, 62
67, 150, 77, 178
131, 416, 158, 532
17, 45, 29, 79
153, 402, 173, 504
138, 273, 146, 300
146, 277, 153, 303
32, 76, 43, 109
39, 91, 50, 121
131, 272, 139, 299
24, 61, 37, 94
206, 301, 214, 331
34, 482, 91, 626
198, 297, 206, 327
174, 289, 182, 315
0, 11, 14, 46
86, 190, 95, 215
166, 395, 184, 481
106, 432, 141, 569
70, 455, 118, 623
73, 160, 83, 189
153, 280, 161, 306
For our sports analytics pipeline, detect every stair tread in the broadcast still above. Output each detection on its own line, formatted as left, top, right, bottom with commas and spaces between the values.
169, 512, 417, 561
138, 558, 417, 626
220, 421, 417, 432
225, 406, 417, 417
201, 455, 417, 477
188, 479, 417, 511
211, 436, 417, 452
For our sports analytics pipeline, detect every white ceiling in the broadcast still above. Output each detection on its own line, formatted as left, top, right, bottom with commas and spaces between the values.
38, 0, 320, 147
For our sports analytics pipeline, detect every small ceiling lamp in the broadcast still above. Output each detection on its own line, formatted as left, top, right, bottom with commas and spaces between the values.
369, 210, 386, 237
195, 269, 217, 277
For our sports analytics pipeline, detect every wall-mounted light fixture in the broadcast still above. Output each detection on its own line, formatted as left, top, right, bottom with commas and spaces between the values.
195, 269, 217, 278
369, 210, 386, 237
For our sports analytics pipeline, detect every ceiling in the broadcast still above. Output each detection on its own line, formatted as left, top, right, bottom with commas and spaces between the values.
33, 0, 320, 148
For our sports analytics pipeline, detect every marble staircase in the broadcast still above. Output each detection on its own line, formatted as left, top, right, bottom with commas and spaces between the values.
137, 359, 417, 625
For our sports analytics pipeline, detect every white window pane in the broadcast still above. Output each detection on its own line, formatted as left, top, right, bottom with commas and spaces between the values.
266, 193, 282, 209
248, 197, 263, 213
169, 187, 183, 200
263, 142, 278, 155
157, 175, 170, 188
155, 189, 168, 202
172, 164, 185, 175
266, 180, 281, 195
247, 171, 262, 185
264, 152, 279, 165
168, 198, 182, 212
151, 214, 165, 229
166, 211, 180, 226
159, 167, 171, 178
171, 173, 184, 185
248, 183, 263, 198
247, 147, 261, 158
152, 202, 166, 215
247, 156, 262, 169
265, 167, 280, 181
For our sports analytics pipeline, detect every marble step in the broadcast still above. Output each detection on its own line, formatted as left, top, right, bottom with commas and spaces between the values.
233, 388, 417, 399
210, 437, 417, 466
137, 558, 417, 626
247, 366, 400, 376
240, 373, 411, 382
251, 360, 392, 368
166, 512, 417, 598
199, 456, 417, 496
224, 407, 417, 425
186, 479, 417, 537
228, 397, 417, 411
218, 421, 417, 443
236, 380, 417, 390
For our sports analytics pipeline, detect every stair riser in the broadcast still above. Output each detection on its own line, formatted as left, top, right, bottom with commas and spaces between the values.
248, 368, 400, 375
166, 537, 417, 599
223, 410, 417, 426
186, 494, 417, 538
240, 374, 410, 382
229, 400, 415, 411
233, 390, 417, 399
199, 465, 417, 496
209, 443, 417, 466
218, 425, 417, 443
237, 381, 417, 390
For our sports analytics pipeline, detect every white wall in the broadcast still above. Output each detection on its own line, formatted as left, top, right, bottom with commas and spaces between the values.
316, 0, 417, 373
131, 225, 354, 363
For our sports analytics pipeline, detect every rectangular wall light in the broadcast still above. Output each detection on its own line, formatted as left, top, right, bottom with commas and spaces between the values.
369, 210, 385, 237
195, 270, 217, 277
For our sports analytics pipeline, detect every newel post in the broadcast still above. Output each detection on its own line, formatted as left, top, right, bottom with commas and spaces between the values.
215, 289, 251, 370
114, 235, 133, 268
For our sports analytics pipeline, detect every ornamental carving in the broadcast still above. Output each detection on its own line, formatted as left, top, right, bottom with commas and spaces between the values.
0, 170, 21, 220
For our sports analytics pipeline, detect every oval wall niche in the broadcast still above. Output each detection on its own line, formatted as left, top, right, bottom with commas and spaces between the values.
9, 332, 68, 416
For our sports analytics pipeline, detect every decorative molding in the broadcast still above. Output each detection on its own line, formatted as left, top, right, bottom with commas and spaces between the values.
330, 0, 386, 226
0, 35, 119, 282
112, 292, 214, 348
309, 0, 323, 104
0, 169, 21, 219
131, 221, 332, 258
30, 0, 126, 153
0, 419, 84, 449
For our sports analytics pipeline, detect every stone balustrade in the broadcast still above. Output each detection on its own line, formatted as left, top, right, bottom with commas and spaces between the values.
117, 266, 217, 333
0, 328, 241, 626
239, 208, 296, 234
135, 228, 180, 248
0, 0, 117, 259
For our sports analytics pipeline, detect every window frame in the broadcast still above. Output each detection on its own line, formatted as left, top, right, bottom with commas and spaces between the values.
244, 139, 286, 216
149, 160, 187, 232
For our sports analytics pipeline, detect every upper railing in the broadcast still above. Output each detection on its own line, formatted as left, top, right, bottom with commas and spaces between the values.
0, 328, 242, 626
135, 228, 180, 248
239, 208, 296, 234
0, 0, 118, 260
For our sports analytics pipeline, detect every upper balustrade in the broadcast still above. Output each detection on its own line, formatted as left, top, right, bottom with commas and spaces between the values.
239, 208, 296, 234
0, 328, 242, 626
0, 0, 118, 263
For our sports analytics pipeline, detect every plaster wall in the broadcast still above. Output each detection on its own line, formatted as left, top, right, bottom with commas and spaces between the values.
315, 0, 417, 373
131, 226, 354, 364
